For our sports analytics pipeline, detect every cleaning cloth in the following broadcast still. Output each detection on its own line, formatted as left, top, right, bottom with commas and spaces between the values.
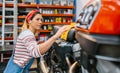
60, 22, 75, 40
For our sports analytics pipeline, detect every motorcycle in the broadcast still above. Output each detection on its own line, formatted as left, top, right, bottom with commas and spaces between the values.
39, 28, 80, 73
39, 0, 120, 73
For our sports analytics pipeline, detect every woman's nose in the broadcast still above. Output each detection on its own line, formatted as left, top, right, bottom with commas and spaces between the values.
39, 20, 42, 24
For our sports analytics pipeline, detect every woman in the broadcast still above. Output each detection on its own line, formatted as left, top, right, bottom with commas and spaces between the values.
4, 9, 69, 73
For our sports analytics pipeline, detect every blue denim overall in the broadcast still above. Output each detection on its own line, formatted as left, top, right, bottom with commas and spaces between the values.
4, 52, 34, 73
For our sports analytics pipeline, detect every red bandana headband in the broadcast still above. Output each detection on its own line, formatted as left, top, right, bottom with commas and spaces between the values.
26, 9, 39, 23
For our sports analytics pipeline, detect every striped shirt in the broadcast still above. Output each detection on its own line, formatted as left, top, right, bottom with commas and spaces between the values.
13, 30, 41, 68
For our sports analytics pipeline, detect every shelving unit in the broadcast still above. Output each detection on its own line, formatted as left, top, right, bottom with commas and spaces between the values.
0, 3, 75, 42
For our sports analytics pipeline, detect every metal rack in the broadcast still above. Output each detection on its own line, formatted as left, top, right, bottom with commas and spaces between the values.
0, 0, 18, 46
0, 0, 18, 62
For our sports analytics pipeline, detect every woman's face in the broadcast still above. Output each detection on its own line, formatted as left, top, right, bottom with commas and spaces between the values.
29, 14, 43, 31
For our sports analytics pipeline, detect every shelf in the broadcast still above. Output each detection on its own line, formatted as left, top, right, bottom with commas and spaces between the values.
18, 4, 74, 9
18, 15, 26, 19
38, 30, 51, 33
0, 14, 74, 19
42, 14, 74, 17
18, 22, 71, 26
35, 4, 74, 9
42, 22, 71, 25
18, 22, 23, 26
18, 3, 39, 8
0, 16, 2, 18
0, 3, 74, 9
0, 3, 13, 7
0, 22, 18, 26
0, 37, 44, 43
18, 14, 74, 19
0, 4, 2, 7
0, 37, 13, 40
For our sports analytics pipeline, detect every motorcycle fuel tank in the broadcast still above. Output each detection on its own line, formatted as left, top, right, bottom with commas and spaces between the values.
76, 0, 120, 35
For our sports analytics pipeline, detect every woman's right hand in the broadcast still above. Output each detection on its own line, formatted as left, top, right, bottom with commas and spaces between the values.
53, 25, 69, 39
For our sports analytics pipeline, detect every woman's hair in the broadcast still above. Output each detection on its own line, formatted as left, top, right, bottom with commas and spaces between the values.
21, 9, 41, 31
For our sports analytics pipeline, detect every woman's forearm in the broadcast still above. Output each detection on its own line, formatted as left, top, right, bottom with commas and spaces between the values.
38, 35, 57, 55
38, 25, 69, 55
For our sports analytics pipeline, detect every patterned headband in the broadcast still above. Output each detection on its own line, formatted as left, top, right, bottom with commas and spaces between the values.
26, 9, 39, 23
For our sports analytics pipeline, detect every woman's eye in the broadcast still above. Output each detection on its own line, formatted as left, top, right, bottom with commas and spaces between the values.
41, 18, 43, 21
36, 19, 40, 21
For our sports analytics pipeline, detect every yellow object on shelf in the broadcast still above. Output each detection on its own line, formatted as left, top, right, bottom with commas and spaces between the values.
0, 19, 2, 23
60, 22, 75, 40
54, 9, 58, 14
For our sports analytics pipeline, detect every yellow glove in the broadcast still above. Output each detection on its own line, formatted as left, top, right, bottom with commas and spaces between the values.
60, 22, 75, 40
